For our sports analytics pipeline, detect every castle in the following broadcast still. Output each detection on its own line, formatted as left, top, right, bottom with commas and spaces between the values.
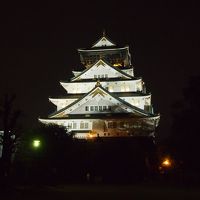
39, 33, 160, 139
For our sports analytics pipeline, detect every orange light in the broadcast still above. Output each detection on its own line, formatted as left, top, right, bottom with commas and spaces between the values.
161, 158, 172, 168
87, 132, 95, 139
87, 130, 97, 139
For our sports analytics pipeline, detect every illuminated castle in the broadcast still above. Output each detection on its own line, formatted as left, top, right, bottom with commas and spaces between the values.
39, 33, 160, 139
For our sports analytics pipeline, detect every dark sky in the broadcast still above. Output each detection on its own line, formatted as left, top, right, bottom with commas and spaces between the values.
0, 1, 200, 140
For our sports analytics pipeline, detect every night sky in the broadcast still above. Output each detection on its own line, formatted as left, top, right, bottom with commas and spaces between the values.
0, 1, 200, 140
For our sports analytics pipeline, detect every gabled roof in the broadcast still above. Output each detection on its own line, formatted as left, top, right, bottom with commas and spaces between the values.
71, 59, 133, 82
49, 83, 154, 119
92, 35, 116, 48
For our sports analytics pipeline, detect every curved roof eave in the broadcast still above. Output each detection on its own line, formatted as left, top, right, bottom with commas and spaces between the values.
78, 46, 129, 52
49, 85, 153, 119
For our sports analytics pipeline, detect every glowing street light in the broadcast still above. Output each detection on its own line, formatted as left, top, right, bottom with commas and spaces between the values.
162, 158, 171, 167
87, 130, 96, 139
88, 134, 94, 139
32, 139, 41, 148
159, 157, 174, 172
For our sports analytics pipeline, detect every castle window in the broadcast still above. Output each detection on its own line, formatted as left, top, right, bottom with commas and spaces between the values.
105, 74, 108, 78
99, 106, 102, 111
90, 106, 94, 111
73, 122, 77, 129
103, 106, 107, 111
85, 123, 88, 129
108, 106, 111, 111
80, 122, 84, 129
94, 75, 97, 79
68, 123, 72, 129
85, 106, 89, 111
95, 106, 98, 111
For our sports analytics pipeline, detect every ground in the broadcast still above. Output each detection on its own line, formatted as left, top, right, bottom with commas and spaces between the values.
2, 184, 200, 200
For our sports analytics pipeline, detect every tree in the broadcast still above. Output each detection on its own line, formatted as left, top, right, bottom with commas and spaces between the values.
13, 124, 74, 184
0, 94, 21, 179
170, 76, 200, 170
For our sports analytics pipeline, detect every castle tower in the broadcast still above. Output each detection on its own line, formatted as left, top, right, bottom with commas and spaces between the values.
39, 33, 160, 139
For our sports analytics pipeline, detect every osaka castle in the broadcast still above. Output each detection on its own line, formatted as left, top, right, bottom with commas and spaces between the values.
39, 33, 160, 139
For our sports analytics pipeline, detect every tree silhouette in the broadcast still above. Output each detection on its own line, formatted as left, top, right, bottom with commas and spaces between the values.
170, 76, 200, 170
0, 94, 21, 180
13, 124, 75, 184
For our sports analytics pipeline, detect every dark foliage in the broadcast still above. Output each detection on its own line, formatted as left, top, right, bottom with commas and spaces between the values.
170, 76, 200, 171
0, 94, 21, 183
13, 125, 157, 184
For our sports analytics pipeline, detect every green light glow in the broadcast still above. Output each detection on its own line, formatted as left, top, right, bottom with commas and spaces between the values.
33, 140, 41, 148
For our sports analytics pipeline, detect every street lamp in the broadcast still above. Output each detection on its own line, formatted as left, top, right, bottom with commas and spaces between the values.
161, 158, 172, 167
32, 139, 41, 148
159, 156, 174, 174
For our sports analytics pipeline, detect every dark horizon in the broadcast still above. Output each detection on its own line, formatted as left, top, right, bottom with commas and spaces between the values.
1, 1, 200, 140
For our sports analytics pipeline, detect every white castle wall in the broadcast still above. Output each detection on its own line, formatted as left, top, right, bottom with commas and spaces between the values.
76, 63, 130, 80
49, 98, 77, 110
51, 95, 151, 111
121, 68, 134, 76
40, 119, 93, 132
120, 96, 151, 110
69, 97, 127, 115
61, 79, 142, 94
